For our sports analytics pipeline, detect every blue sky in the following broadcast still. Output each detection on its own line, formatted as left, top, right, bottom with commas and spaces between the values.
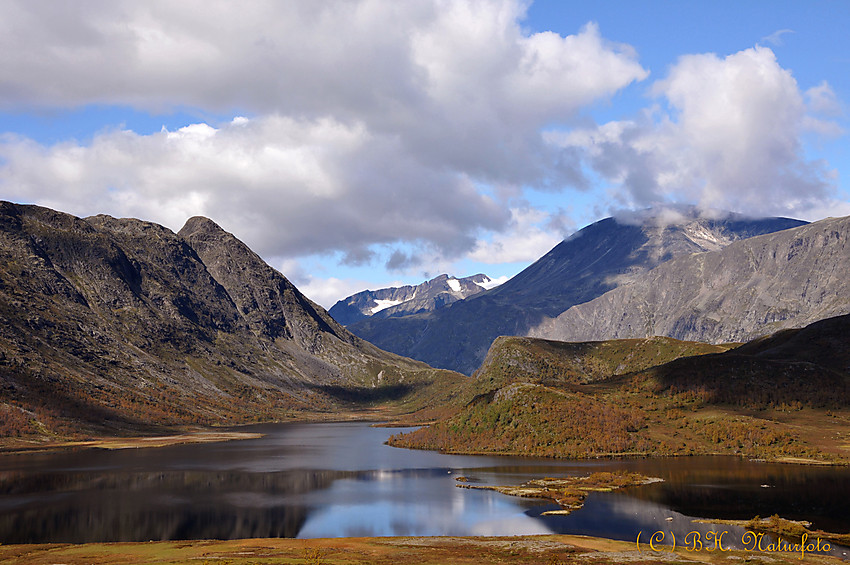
0, 1, 847, 307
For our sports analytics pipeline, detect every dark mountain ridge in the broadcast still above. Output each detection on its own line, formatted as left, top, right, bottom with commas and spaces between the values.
630, 312, 850, 410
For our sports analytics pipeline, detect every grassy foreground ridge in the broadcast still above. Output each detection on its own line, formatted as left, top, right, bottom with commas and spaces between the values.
389, 317, 850, 463
0, 534, 846, 565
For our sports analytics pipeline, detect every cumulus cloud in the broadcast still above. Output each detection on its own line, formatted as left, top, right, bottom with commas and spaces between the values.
611, 204, 741, 227
556, 46, 842, 218
0, 116, 510, 258
3, 1, 841, 273
0, 0, 648, 262
385, 250, 421, 271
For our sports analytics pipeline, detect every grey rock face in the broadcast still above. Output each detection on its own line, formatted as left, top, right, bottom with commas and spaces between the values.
531, 215, 850, 344
328, 273, 494, 326
348, 207, 806, 374
179, 216, 353, 349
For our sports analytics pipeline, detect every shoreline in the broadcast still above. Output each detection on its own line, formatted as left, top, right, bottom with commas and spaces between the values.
0, 429, 266, 455
0, 534, 845, 564
0, 412, 399, 455
3, 420, 848, 467
385, 440, 850, 466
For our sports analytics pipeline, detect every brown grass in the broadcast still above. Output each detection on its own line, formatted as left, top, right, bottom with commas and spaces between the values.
0, 534, 844, 565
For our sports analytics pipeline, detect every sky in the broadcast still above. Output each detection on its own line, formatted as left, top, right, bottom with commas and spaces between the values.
0, 1, 848, 308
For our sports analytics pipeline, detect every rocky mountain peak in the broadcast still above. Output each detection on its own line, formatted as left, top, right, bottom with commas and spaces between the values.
328, 272, 494, 326
178, 215, 347, 347
179, 215, 231, 241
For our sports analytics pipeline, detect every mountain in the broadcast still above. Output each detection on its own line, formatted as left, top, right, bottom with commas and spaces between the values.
389, 313, 850, 462
328, 273, 497, 326
530, 215, 850, 344
0, 202, 460, 440
348, 207, 806, 374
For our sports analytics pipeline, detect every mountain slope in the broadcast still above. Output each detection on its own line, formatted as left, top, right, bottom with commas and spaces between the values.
0, 202, 461, 441
531, 215, 850, 344
349, 208, 805, 374
628, 314, 850, 410
389, 314, 850, 462
328, 273, 495, 326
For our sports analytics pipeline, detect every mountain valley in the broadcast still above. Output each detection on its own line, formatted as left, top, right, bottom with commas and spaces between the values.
0, 202, 462, 446
2, 201, 849, 467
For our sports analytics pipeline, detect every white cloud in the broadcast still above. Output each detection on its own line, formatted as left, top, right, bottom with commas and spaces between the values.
4, 2, 842, 284
0, 0, 648, 264
469, 206, 564, 264
803, 81, 845, 137
273, 257, 403, 309
477, 275, 509, 289
298, 276, 384, 310
793, 198, 850, 222
0, 116, 509, 259
558, 46, 842, 219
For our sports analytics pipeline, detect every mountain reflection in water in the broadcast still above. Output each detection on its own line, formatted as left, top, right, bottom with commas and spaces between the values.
1, 422, 849, 548
0, 469, 339, 542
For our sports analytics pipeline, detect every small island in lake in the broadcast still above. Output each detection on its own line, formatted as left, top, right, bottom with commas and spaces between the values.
456, 470, 662, 516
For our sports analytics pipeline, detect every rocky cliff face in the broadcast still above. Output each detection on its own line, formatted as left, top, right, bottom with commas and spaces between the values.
348, 208, 806, 374
328, 273, 494, 326
531, 215, 850, 344
179, 216, 353, 350
0, 202, 456, 437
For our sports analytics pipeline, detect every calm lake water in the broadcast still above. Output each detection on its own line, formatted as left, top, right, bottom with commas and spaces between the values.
1, 421, 849, 557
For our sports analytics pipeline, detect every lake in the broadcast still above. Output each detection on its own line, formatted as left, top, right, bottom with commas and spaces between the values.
1, 421, 849, 557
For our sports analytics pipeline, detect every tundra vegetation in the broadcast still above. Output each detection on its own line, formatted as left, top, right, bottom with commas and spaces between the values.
389, 319, 850, 464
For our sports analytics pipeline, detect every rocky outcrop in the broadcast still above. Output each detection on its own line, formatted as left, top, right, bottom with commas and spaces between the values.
179, 216, 350, 347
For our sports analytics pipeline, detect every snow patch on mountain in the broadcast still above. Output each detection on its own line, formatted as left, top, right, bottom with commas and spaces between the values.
371, 299, 404, 314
